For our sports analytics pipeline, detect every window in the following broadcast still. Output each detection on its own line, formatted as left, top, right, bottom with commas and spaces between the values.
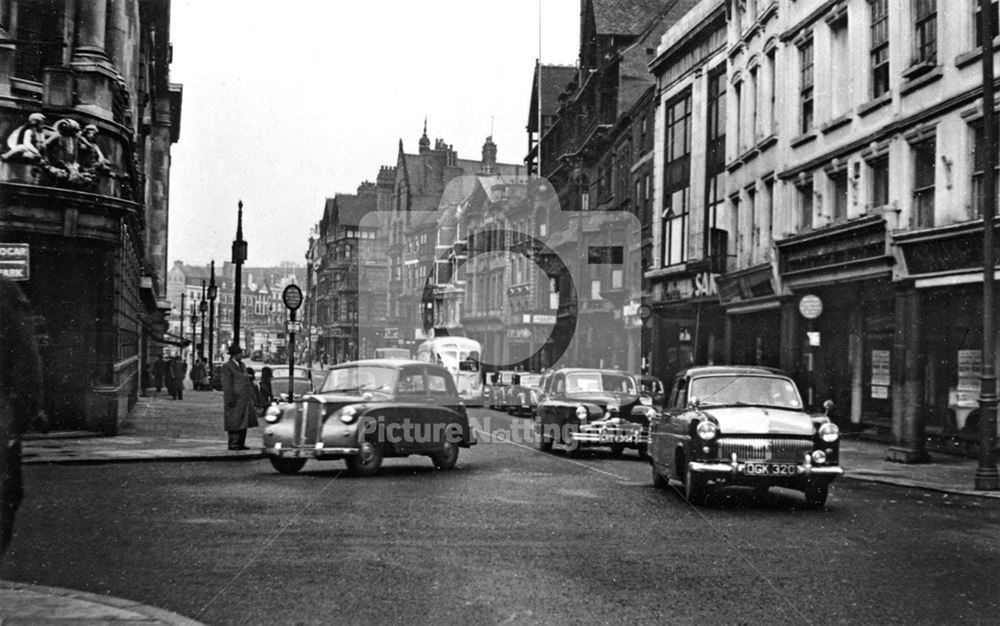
766, 48, 777, 135
871, 0, 890, 98
12, 1, 62, 82
799, 180, 814, 229
913, 138, 936, 227
662, 92, 691, 267
591, 279, 602, 300
975, 0, 999, 48
972, 124, 999, 219
830, 18, 849, 118
706, 67, 726, 170
799, 39, 814, 134
734, 81, 744, 151
913, 0, 937, 64
764, 178, 775, 251
747, 188, 758, 258
831, 171, 849, 220
749, 66, 759, 143
870, 156, 890, 208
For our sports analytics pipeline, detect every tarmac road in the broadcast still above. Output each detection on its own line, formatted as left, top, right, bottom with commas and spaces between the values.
3, 407, 1000, 625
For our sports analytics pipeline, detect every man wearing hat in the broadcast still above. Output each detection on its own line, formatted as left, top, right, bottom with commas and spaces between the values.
220, 345, 258, 450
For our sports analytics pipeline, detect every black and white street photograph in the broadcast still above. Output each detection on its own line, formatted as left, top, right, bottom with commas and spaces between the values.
2, 1, 1000, 624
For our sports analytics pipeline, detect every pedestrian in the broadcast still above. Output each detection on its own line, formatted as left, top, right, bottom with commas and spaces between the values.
152, 355, 165, 393
172, 357, 187, 400
0, 277, 44, 560
163, 356, 177, 399
190, 359, 205, 391
220, 345, 259, 450
246, 367, 263, 412
259, 366, 274, 406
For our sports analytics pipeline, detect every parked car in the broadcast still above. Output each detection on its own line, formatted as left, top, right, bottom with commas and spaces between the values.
261, 359, 476, 475
638, 374, 666, 408
648, 365, 843, 508
534, 368, 655, 457
505, 373, 542, 416
269, 366, 315, 401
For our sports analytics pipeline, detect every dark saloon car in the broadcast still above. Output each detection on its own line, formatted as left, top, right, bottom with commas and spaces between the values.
505, 372, 542, 416
534, 368, 655, 457
269, 366, 314, 401
262, 359, 476, 476
648, 366, 843, 508
638, 375, 666, 408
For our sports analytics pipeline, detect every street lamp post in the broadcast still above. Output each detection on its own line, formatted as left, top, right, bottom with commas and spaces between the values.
232, 200, 248, 351
976, 0, 1000, 490
180, 292, 186, 358
190, 302, 198, 370
199, 281, 207, 361
207, 260, 217, 387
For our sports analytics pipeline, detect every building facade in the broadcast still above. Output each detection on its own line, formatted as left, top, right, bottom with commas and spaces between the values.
0, 0, 181, 433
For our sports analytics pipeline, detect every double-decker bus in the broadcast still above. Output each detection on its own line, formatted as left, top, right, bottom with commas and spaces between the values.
416, 336, 483, 405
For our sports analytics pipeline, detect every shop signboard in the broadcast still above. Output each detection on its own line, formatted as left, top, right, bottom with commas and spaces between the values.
957, 350, 981, 391
0, 244, 29, 280
871, 350, 891, 386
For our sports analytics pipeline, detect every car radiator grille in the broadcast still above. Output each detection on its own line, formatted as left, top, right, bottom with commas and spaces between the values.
297, 401, 325, 446
716, 437, 813, 463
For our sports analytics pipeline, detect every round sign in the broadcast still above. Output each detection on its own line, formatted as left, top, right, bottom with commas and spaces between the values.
282, 284, 303, 311
638, 304, 652, 320
799, 294, 823, 319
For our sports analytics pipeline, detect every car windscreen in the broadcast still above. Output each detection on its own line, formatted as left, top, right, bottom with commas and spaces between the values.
688, 375, 802, 409
320, 365, 395, 393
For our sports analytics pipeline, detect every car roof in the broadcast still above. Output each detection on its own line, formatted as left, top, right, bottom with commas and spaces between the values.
328, 359, 440, 369
676, 365, 790, 378
551, 368, 635, 376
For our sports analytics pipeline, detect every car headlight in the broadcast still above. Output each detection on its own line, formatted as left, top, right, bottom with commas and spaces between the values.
819, 422, 840, 443
696, 420, 718, 441
264, 405, 282, 423
644, 407, 658, 420
811, 450, 828, 464
339, 405, 358, 424
575, 405, 588, 420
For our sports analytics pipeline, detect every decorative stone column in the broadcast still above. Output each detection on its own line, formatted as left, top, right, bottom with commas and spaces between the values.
70, 0, 117, 118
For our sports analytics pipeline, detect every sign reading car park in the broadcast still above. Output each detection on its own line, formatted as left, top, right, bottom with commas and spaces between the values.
0, 244, 29, 280
798, 294, 823, 319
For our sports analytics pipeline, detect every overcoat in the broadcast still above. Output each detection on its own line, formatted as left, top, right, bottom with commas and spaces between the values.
221, 359, 259, 431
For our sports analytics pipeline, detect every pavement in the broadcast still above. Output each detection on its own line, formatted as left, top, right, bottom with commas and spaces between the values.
4, 384, 1000, 624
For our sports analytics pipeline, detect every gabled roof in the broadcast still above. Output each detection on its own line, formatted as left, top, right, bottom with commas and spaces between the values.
527, 64, 578, 130
592, 0, 678, 36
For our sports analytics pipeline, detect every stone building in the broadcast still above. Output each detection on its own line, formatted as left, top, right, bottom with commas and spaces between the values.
0, 0, 181, 433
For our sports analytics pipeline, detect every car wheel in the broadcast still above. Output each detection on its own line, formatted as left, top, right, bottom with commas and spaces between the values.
683, 466, 706, 505
804, 485, 829, 509
535, 423, 553, 452
345, 441, 384, 477
636, 444, 649, 461
431, 441, 459, 470
651, 463, 670, 489
609, 443, 625, 457
269, 457, 306, 475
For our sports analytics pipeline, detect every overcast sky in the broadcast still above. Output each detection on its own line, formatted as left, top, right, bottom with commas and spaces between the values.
167, 0, 580, 268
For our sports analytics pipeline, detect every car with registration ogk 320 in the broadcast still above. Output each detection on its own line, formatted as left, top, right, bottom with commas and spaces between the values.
534, 368, 656, 457
262, 359, 476, 476
648, 366, 843, 508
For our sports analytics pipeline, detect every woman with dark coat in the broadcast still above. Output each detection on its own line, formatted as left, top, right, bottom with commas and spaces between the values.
220, 346, 259, 450
259, 367, 274, 406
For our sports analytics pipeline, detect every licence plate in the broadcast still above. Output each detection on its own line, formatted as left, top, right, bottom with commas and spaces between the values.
744, 462, 797, 476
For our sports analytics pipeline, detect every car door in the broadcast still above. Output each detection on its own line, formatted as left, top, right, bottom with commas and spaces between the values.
651, 375, 688, 477
425, 365, 470, 446
391, 364, 430, 453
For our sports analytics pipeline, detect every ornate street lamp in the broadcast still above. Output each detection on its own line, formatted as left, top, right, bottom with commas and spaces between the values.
208, 260, 217, 386
199, 280, 207, 362
190, 301, 198, 370
232, 200, 248, 351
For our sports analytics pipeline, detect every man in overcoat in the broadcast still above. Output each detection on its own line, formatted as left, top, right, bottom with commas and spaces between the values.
220, 345, 258, 450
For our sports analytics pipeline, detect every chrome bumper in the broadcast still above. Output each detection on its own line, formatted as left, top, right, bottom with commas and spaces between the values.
264, 442, 360, 459
689, 460, 844, 478
570, 422, 649, 445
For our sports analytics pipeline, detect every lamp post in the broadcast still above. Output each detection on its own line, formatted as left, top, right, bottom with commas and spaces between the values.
207, 260, 217, 386
976, 0, 1000, 490
179, 292, 186, 359
190, 301, 198, 370
199, 281, 207, 361
232, 200, 248, 351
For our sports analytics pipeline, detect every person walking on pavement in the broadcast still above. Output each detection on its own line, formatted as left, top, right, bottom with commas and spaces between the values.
221, 345, 258, 450
152, 355, 166, 393
171, 356, 187, 400
163, 356, 177, 399
190, 359, 205, 391
259, 366, 274, 407
0, 277, 43, 560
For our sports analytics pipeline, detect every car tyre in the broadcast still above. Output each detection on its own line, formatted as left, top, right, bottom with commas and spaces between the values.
636, 443, 649, 461
804, 485, 829, 509
535, 423, 553, 452
345, 441, 384, 477
269, 457, 306, 475
431, 441, 459, 470
651, 463, 670, 489
609, 443, 626, 457
683, 466, 706, 505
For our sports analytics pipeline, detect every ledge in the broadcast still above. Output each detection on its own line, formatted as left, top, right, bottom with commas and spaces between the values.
738, 145, 761, 165
901, 65, 942, 96
955, 37, 1000, 69
726, 157, 745, 173
790, 131, 817, 149
820, 114, 852, 134
858, 92, 891, 118
756, 134, 778, 152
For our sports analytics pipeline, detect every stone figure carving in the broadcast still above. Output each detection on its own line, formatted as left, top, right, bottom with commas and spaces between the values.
2, 114, 112, 189
79, 124, 109, 172
1, 113, 47, 162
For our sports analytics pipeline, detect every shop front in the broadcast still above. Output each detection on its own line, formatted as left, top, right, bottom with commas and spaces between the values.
648, 269, 725, 384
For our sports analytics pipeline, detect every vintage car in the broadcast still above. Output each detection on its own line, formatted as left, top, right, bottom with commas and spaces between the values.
534, 368, 655, 457
648, 366, 843, 508
638, 375, 666, 408
505, 372, 542, 416
262, 359, 476, 476
269, 366, 315, 401
486, 370, 520, 410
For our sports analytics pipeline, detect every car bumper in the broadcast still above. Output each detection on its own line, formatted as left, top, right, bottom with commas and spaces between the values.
570, 424, 649, 445
264, 442, 360, 459
689, 459, 844, 482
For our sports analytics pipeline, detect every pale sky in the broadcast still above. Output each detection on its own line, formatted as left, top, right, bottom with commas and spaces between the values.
167, 0, 580, 268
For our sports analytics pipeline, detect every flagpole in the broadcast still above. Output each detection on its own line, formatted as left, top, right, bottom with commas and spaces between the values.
537, 0, 543, 178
